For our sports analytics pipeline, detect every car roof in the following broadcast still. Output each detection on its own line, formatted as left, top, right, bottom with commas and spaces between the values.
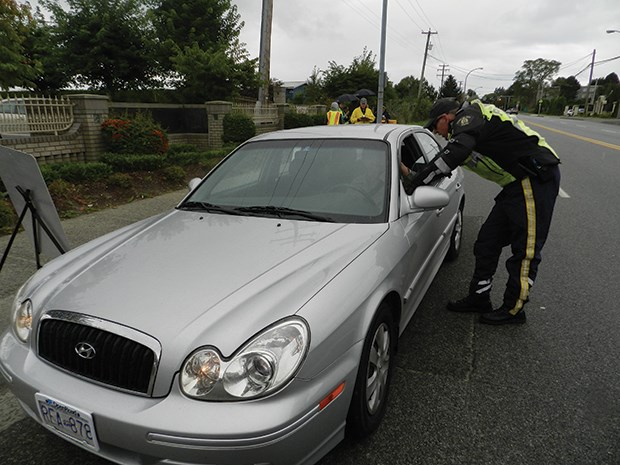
249, 124, 424, 142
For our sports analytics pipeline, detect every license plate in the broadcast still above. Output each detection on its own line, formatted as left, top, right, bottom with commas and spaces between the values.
35, 393, 99, 451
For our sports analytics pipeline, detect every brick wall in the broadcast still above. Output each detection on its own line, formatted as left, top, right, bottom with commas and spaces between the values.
0, 97, 291, 164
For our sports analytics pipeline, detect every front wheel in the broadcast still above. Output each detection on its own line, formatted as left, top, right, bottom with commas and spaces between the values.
346, 302, 397, 438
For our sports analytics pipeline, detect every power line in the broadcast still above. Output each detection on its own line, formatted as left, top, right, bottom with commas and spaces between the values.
411, 0, 436, 30
394, 0, 425, 30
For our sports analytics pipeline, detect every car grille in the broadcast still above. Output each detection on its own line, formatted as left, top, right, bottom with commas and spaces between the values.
38, 316, 157, 395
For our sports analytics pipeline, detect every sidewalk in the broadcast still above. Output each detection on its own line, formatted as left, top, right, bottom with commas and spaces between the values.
0, 188, 188, 331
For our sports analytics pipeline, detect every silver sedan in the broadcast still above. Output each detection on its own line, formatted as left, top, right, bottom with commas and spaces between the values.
0, 124, 465, 465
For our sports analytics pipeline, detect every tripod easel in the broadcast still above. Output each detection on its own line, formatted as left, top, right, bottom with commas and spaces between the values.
0, 185, 67, 274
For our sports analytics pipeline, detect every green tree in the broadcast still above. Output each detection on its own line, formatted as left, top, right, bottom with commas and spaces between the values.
303, 66, 326, 104
394, 75, 435, 101
552, 76, 581, 102
41, 0, 157, 93
150, 0, 258, 101
23, 8, 70, 92
322, 48, 380, 98
386, 75, 437, 124
440, 74, 461, 98
0, 0, 40, 90
513, 58, 561, 107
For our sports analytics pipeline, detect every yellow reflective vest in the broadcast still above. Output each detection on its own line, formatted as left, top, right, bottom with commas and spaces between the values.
327, 110, 341, 125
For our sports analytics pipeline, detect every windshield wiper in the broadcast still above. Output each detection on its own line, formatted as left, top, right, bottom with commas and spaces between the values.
236, 205, 334, 222
178, 201, 244, 216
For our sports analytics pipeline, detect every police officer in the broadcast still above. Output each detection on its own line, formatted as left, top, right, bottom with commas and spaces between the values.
402, 98, 561, 325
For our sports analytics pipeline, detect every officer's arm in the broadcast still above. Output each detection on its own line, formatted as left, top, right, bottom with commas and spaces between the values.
401, 134, 475, 195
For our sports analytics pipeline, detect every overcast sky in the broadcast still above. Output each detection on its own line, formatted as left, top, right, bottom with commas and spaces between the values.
234, 0, 620, 95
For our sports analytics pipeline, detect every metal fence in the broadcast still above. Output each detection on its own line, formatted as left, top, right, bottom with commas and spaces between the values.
232, 103, 279, 125
0, 95, 74, 136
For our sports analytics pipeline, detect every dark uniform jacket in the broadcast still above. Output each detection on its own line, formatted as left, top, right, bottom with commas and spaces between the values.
403, 100, 561, 194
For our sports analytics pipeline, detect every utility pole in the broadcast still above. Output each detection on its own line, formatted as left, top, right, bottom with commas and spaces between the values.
377, 0, 388, 121
436, 64, 449, 94
416, 29, 437, 106
257, 0, 273, 107
584, 49, 596, 115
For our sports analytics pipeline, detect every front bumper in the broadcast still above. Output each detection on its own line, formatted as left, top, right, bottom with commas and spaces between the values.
0, 330, 363, 465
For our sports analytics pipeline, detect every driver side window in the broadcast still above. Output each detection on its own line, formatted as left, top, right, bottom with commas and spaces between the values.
414, 132, 442, 160
400, 135, 427, 174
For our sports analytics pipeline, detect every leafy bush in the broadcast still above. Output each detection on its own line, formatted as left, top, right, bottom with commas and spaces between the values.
99, 153, 167, 172
162, 166, 186, 183
107, 173, 132, 188
0, 199, 15, 230
167, 143, 198, 155
165, 151, 204, 166
311, 114, 326, 126
101, 113, 169, 154
284, 112, 325, 129
222, 113, 256, 144
167, 148, 230, 166
46, 179, 81, 213
40, 162, 112, 184
200, 158, 222, 172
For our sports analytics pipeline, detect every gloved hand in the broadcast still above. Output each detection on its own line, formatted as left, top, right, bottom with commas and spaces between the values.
401, 170, 426, 195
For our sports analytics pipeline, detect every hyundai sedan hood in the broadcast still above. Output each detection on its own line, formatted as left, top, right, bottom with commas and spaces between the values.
40, 210, 386, 355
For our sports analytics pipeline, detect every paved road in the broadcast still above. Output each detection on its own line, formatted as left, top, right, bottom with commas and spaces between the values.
1, 117, 619, 464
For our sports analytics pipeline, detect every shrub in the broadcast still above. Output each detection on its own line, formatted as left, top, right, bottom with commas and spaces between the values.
99, 153, 167, 172
101, 113, 169, 154
222, 113, 256, 144
46, 179, 78, 206
168, 148, 229, 166
40, 162, 112, 184
162, 166, 186, 183
0, 199, 16, 230
311, 114, 326, 126
284, 112, 321, 129
165, 151, 204, 166
200, 158, 222, 172
167, 143, 198, 155
107, 173, 132, 189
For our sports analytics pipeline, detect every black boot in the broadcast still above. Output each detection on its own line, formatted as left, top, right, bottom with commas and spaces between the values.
447, 294, 493, 313
479, 305, 526, 325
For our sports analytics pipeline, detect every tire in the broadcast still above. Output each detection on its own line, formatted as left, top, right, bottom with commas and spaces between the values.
346, 302, 397, 438
445, 203, 463, 262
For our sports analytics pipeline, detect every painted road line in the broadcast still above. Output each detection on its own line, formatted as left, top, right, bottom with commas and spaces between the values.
526, 120, 620, 151
558, 188, 570, 198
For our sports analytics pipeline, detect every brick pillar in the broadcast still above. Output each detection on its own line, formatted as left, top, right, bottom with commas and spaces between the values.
69, 94, 110, 161
205, 101, 233, 149
275, 103, 290, 130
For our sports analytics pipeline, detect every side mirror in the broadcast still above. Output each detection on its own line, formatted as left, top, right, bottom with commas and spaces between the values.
188, 177, 201, 191
401, 185, 450, 213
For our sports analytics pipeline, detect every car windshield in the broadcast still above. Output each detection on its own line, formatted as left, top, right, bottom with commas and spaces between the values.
181, 138, 390, 224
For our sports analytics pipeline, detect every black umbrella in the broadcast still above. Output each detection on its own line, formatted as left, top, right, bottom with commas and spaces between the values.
355, 88, 376, 97
336, 93, 359, 103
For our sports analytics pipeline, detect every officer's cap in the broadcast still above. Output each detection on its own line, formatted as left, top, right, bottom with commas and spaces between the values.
424, 98, 461, 129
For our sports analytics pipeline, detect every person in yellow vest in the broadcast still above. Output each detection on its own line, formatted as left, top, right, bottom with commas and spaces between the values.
402, 97, 561, 325
350, 98, 375, 124
326, 102, 341, 125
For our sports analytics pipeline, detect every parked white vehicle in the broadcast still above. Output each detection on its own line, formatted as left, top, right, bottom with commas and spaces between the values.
1, 124, 465, 465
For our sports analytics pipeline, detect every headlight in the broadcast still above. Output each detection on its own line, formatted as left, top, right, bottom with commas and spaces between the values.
181, 317, 310, 400
13, 299, 33, 343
